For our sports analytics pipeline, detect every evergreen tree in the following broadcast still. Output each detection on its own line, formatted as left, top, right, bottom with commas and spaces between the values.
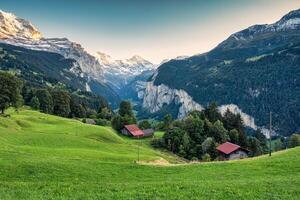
247, 137, 263, 157
204, 102, 221, 123
97, 98, 109, 113
182, 132, 191, 153
183, 115, 205, 144
238, 131, 248, 148
51, 90, 71, 117
229, 129, 239, 144
138, 120, 151, 130
111, 115, 122, 131
0, 72, 23, 114
222, 109, 236, 131
97, 107, 112, 120
35, 89, 53, 114
255, 129, 268, 152
208, 120, 228, 144
119, 101, 134, 117
163, 114, 173, 130
30, 96, 40, 110
69, 98, 86, 118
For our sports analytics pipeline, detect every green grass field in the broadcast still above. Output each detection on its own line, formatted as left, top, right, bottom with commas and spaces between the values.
0, 108, 299, 199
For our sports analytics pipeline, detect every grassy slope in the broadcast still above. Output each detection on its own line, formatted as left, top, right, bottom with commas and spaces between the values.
0, 108, 299, 199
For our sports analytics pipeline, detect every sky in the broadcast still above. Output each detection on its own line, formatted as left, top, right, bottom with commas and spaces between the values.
1, 0, 300, 63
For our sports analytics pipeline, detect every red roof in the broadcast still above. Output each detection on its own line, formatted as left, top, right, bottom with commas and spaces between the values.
217, 142, 241, 155
124, 125, 144, 137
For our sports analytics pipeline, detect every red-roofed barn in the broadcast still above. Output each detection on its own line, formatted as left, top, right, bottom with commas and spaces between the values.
217, 142, 249, 160
121, 125, 144, 138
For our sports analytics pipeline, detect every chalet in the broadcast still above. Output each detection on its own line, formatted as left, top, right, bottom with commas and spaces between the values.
217, 142, 249, 160
85, 119, 96, 125
121, 125, 144, 138
142, 128, 155, 137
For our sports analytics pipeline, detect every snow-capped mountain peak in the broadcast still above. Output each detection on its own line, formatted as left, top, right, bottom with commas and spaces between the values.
96, 52, 115, 66
228, 8, 300, 41
94, 52, 156, 90
0, 10, 104, 82
128, 55, 145, 63
0, 10, 42, 40
95, 52, 156, 74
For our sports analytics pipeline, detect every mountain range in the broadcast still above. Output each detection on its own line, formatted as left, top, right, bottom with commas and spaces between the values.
141, 9, 300, 136
95, 52, 156, 95
0, 10, 154, 107
0, 9, 299, 136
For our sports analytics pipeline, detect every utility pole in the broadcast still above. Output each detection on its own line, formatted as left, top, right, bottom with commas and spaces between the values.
269, 111, 272, 157
137, 136, 140, 162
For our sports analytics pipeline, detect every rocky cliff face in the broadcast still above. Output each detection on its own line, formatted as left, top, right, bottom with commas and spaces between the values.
141, 81, 260, 130
141, 81, 203, 119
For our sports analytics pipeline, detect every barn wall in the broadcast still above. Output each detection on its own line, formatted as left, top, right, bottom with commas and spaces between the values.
229, 150, 248, 160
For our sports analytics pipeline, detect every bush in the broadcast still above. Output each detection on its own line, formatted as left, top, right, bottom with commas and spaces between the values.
288, 134, 300, 148
202, 153, 211, 162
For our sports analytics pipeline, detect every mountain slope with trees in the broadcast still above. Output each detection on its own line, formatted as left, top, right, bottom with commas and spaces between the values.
149, 9, 300, 136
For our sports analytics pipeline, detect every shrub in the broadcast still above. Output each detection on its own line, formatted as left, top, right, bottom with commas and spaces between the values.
96, 119, 111, 126
288, 134, 300, 148
202, 153, 211, 162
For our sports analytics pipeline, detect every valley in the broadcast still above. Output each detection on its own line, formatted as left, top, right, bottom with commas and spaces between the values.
0, 108, 299, 199
0, 3, 300, 200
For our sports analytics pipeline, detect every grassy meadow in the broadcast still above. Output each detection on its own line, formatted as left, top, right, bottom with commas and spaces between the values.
0, 108, 299, 199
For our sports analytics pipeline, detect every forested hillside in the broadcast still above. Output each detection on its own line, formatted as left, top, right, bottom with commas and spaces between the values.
0, 43, 120, 107
152, 10, 300, 136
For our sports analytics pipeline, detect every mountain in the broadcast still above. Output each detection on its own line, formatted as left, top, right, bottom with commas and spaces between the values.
0, 10, 42, 40
141, 9, 300, 136
0, 10, 119, 107
95, 52, 156, 95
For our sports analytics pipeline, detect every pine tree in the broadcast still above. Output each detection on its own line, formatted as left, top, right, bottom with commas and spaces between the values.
35, 89, 53, 114
30, 96, 40, 110
51, 90, 71, 117
119, 101, 133, 117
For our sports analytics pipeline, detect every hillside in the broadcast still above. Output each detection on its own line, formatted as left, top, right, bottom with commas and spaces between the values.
0, 43, 120, 107
0, 108, 299, 199
142, 9, 300, 136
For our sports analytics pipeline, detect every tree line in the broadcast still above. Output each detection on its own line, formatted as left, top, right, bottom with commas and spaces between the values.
1, 71, 299, 160
151, 102, 300, 161
0, 71, 110, 120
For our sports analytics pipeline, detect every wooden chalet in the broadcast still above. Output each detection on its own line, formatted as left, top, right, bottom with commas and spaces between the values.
121, 125, 144, 138
217, 142, 249, 160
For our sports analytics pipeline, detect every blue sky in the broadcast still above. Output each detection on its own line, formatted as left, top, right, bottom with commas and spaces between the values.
1, 0, 300, 63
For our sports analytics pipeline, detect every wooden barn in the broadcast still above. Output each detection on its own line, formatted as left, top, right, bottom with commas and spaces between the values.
217, 142, 249, 160
142, 128, 155, 137
121, 125, 144, 138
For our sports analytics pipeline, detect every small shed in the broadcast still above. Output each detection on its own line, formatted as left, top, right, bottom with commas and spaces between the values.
121, 124, 144, 138
217, 142, 249, 160
142, 128, 155, 137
